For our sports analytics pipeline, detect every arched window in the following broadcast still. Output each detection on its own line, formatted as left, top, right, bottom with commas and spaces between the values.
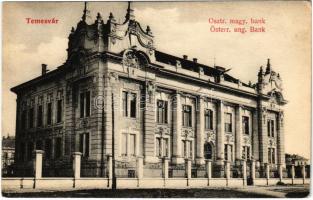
204, 143, 213, 160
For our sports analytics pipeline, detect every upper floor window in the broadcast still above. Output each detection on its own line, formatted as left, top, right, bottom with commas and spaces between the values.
205, 109, 213, 130
157, 100, 168, 124
47, 102, 52, 125
28, 108, 34, 128
267, 119, 275, 137
242, 116, 249, 135
122, 91, 137, 118
182, 105, 192, 127
27, 142, 33, 161
80, 91, 91, 118
37, 105, 43, 127
130, 93, 137, 118
56, 99, 63, 123
224, 113, 232, 133
79, 133, 89, 157
204, 143, 213, 160
122, 91, 128, 117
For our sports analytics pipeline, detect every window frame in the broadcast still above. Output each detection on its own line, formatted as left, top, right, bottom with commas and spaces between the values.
204, 109, 213, 130
224, 113, 232, 133
182, 105, 192, 127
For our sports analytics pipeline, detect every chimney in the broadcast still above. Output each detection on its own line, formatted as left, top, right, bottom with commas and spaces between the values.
42, 64, 48, 75
193, 58, 198, 63
183, 55, 188, 60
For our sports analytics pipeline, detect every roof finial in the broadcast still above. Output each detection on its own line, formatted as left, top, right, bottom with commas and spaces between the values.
82, 2, 87, 21
125, 1, 135, 21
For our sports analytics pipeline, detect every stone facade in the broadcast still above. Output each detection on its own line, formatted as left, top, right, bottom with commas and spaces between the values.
11, 3, 287, 178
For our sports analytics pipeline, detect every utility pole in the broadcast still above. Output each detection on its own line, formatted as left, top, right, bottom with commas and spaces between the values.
111, 92, 116, 190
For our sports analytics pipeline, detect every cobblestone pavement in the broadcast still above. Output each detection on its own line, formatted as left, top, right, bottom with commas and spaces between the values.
2, 185, 310, 198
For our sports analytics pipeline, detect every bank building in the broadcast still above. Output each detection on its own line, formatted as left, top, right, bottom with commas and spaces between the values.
11, 3, 287, 181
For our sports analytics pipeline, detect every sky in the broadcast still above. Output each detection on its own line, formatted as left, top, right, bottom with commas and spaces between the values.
3, 1, 311, 159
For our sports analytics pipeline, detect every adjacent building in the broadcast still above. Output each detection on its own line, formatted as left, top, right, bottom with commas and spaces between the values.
2, 136, 15, 176
11, 3, 287, 178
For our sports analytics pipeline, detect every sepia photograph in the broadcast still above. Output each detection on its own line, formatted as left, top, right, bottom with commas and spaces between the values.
2, 1, 311, 198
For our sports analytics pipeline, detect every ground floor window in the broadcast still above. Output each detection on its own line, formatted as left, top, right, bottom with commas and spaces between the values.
224, 144, 233, 161
79, 133, 90, 157
155, 137, 169, 158
242, 146, 250, 160
268, 148, 276, 164
121, 133, 137, 157
182, 140, 193, 159
204, 143, 213, 160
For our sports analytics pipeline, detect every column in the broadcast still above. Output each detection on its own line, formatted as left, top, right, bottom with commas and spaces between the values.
34, 150, 44, 179
172, 92, 183, 164
257, 103, 268, 165
107, 155, 113, 179
163, 157, 169, 178
278, 164, 283, 181
251, 159, 256, 181
242, 160, 247, 186
137, 157, 143, 179
266, 163, 270, 185
196, 96, 205, 165
235, 105, 242, 161
73, 152, 82, 179
302, 164, 306, 184
291, 164, 295, 185
206, 160, 212, 179
277, 112, 285, 167
225, 161, 230, 179
252, 110, 260, 162
185, 159, 192, 179
144, 81, 156, 162
217, 100, 225, 161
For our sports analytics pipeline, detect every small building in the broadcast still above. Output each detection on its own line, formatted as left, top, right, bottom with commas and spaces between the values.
2, 136, 15, 176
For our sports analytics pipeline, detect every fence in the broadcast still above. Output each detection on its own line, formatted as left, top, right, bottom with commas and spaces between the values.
2, 151, 310, 190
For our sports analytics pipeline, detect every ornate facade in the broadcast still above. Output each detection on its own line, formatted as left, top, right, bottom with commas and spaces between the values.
11, 3, 287, 178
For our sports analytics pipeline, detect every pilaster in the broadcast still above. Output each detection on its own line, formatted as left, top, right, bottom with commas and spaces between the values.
235, 105, 242, 160
196, 96, 205, 165
172, 92, 184, 164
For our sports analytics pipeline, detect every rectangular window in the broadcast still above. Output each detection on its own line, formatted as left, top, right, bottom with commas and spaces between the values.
79, 133, 90, 157
205, 109, 213, 130
27, 142, 33, 161
156, 137, 161, 157
45, 139, 52, 159
182, 140, 186, 158
80, 93, 85, 118
164, 138, 169, 157
271, 120, 275, 137
47, 103, 52, 125
122, 91, 128, 117
242, 146, 250, 160
130, 134, 136, 156
272, 148, 275, 164
85, 91, 90, 117
80, 91, 91, 118
268, 148, 271, 163
130, 93, 137, 118
37, 105, 43, 127
224, 144, 233, 161
224, 113, 232, 132
28, 108, 34, 128
21, 110, 27, 129
182, 105, 192, 127
189, 141, 193, 158
242, 116, 249, 134
267, 120, 271, 136
55, 137, 62, 159
121, 133, 127, 156
57, 99, 62, 123
157, 100, 168, 124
